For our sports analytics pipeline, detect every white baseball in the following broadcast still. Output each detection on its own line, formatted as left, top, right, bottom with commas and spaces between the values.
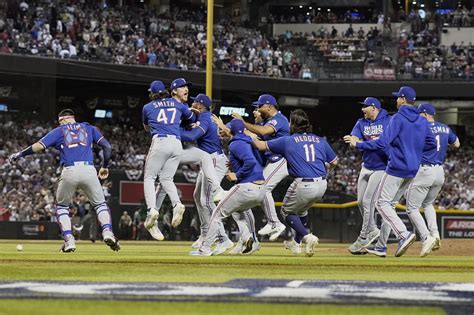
16, 244, 23, 252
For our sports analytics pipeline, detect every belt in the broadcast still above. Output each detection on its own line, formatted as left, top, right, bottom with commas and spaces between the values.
301, 177, 325, 182
252, 180, 265, 185
63, 161, 94, 167
153, 134, 178, 139
421, 163, 440, 167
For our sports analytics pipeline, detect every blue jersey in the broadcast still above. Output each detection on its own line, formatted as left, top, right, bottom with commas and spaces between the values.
228, 133, 264, 184
422, 121, 457, 165
39, 122, 105, 166
180, 111, 221, 154
357, 105, 436, 178
351, 109, 391, 171
261, 112, 290, 163
142, 97, 194, 139
267, 133, 337, 178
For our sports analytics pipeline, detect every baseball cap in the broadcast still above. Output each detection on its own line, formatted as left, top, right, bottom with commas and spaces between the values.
252, 94, 277, 107
190, 93, 211, 109
392, 86, 416, 101
171, 78, 192, 90
418, 103, 436, 115
358, 97, 381, 109
148, 80, 165, 94
227, 119, 245, 135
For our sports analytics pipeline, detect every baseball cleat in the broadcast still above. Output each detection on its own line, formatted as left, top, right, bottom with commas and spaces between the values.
395, 232, 416, 257
365, 244, 387, 258
366, 228, 381, 247
144, 208, 159, 230
432, 238, 441, 251
60, 235, 76, 253
242, 239, 261, 255
420, 235, 436, 257
73, 224, 84, 232
284, 239, 302, 255
103, 230, 121, 252
268, 223, 287, 241
302, 233, 319, 257
191, 235, 205, 249
189, 247, 212, 257
229, 239, 244, 255
212, 238, 234, 256
147, 224, 165, 241
348, 237, 369, 255
241, 236, 255, 254
171, 203, 186, 227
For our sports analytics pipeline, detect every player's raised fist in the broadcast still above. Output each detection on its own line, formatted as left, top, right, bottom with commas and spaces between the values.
8, 152, 21, 163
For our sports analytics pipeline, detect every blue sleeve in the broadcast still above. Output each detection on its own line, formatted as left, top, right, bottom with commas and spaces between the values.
324, 140, 337, 163
97, 137, 112, 168
38, 128, 61, 149
181, 127, 205, 142
448, 127, 457, 144
228, 150, 240, 173
232, 143, 258, 180
266, 137, 287, 156
350, 120, 363, 139
264, 117, 279, 134
356, 115, 400, 151
142, 106, 149, 125
179, 103, 196, 122
91, 126, 105, 144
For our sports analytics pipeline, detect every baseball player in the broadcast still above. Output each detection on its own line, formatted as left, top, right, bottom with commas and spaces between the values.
9, 109, 120, 252
179, 93, 234, 254
191, 119, 265, 256
404, 103, 460, 253
231, 94, 288, 240
142, 80, 196, 240
345, 86, 436, 257
253, 109, 338, 257
345, 97, 391, 255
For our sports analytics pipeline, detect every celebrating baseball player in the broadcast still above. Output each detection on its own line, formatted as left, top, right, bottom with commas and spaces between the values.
231, 94, 288, 241
191, 119, 265, 256
142, 80, 196, 240
9, 109, 120, 252
345, 86, 436, 257
404, 103, 460, 253
179, 93, 234, 255
253, 109, 338, 257
345, 97, 391, 255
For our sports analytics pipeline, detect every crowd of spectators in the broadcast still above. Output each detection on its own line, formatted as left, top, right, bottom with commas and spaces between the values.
269, 9, 386, 25
0, 1, 307, 79
1, 113, 472, 225
397, 25, 474, 80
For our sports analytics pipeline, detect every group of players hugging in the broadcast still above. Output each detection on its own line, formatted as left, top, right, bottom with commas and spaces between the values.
10, 77, 458, 257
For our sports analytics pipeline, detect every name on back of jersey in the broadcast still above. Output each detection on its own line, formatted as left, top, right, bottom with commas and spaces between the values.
430, 125, 450, 134
294, 134, 320, 143
153, 100, 176, 108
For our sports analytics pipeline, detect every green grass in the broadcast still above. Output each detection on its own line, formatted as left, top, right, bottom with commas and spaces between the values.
0, 240, 473, 283
0, 300, 447, 315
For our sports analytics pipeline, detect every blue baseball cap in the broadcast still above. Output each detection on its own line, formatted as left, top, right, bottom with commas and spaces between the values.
252, 94, 277, 107
227, 119, 245, 135
418, 103, 436, 115
148, 80, 166, 94
392, 86, 416, 101
190, 94, 211, 109
358, 97, 381, 109
171, 78, 192, 90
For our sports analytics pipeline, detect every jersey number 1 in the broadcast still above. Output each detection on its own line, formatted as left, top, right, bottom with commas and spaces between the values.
157, 108, 177, 124
303, 144, 316, 162
435, 135, 441, 152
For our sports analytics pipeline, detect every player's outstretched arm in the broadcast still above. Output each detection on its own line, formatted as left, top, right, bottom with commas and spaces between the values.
231, 112, 275, 136
9, 142, 45, 162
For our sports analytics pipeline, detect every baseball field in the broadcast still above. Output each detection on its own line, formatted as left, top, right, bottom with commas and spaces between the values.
0, 239, 473, 315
